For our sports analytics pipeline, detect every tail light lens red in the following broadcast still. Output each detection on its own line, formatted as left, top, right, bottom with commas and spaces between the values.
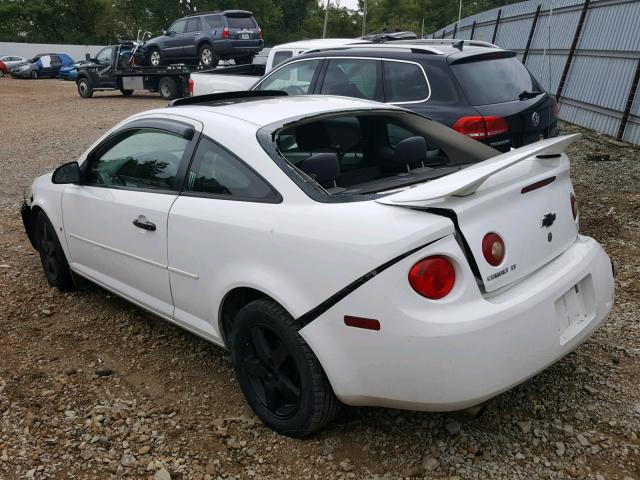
482, 232, 505, 266
570, 193, 579, 220
188, 78, 194, 96
221, 26, 230, 39
552, 97, 560, 118
408, 256, 456, 300
452, 116, 509, 139
258, 28, 263, 39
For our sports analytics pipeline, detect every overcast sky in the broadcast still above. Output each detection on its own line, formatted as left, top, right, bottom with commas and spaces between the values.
334, 0, 360, 10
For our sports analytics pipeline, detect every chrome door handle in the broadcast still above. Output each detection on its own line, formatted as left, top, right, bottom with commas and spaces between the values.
133, 215, 156, 231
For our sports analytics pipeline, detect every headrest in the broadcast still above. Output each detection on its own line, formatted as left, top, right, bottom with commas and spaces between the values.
295, 122, 331, 151
393, 136, 427, 167
301, 153, 340, 185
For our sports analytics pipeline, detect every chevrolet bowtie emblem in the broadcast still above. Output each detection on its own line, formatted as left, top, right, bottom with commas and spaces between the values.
541, 213, 556, 228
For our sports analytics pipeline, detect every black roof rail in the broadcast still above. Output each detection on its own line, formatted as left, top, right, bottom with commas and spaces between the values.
169, 90, 287, 107
185, 10, 254, 17
185, 10, 220, 17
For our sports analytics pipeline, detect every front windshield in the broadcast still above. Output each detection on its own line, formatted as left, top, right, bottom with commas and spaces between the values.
27, 56, 40, 63
266, 110, 498, 200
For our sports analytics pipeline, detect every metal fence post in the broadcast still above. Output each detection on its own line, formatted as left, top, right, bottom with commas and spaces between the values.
492, 9, 502, 44
470, 20, 477, 40
617, 59, 640, 140
522, 4, 542, 65
556, 0, 591, 101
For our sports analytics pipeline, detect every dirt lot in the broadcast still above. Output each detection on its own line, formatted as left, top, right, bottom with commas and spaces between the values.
0, 78, 639, 480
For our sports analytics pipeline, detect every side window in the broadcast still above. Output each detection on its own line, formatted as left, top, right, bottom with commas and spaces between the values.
272, 50, 293, 68
169, 19, 186, 34
50, 55, 62, 66
206, 15, 223, 28
96, 47, 112, 63
320, 59, 382, 101
257, 59, 321, 95
383, 61, 430, 103
186, 18, 201, 32
185, 137, 277, 201
85, 129, 189, 190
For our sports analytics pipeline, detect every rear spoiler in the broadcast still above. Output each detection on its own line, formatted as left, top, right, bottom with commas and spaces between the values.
377, 134, 580, 205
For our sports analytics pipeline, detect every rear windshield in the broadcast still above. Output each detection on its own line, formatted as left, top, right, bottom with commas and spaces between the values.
265, 111, 497, 201
226, 16, 257, 29
451, 57, 540, 105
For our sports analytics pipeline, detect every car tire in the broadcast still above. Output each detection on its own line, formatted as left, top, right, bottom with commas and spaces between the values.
77, 78, 94, 98
120, 89, 134, 96
148, 48, 163, 67
158, 77, 180, 100
234, 56, 254, 65
30, 70, 38, 79
198, 44, 218, 68
35, 211, 76, 292
230, 298, 341, 437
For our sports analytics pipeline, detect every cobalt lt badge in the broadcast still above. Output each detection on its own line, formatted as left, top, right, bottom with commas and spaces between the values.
531, 111, 540, 127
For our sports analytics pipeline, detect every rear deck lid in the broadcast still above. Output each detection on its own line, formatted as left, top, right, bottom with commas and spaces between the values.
377, 135, 581, 291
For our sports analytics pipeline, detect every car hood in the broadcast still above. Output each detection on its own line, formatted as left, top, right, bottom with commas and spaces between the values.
146, 36, 162, 46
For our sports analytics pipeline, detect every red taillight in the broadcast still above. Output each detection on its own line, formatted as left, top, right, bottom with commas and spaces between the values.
221, 26, 230, 39
570, 193, 579, 220
482, 232, 505, 267
188, 78, 194, 96
452, 116, 509, 139
485, 116, 509, 137
408, 256, 456, 300
552, 97, 560, 118
258, 28, 263, 39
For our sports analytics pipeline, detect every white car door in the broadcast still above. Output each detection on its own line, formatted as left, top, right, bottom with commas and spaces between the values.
167, 135, 281, 342
62, 118, 201, 318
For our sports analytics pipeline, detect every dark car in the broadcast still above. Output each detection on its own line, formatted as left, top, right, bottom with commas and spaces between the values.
11, 53, 74, 79
252, 40, 558, 151
145, 10, 263, 68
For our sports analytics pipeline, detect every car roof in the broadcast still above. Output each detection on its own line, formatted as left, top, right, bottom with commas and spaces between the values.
299, 44, 509, 62
168, 95, 401, 128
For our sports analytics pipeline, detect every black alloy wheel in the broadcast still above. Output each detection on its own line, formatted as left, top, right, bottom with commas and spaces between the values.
35, 211, 75, 291
240, 322, 302, 419
231, 299, 340, 437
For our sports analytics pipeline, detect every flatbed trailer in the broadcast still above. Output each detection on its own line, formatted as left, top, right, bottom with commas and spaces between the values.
76, 44, 196, 100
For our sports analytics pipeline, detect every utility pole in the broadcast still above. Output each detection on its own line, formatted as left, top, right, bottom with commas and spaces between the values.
323, 0, 330, 38
362, 0, 368, 37
458, 0, 462, 21
421, 18, 424, 38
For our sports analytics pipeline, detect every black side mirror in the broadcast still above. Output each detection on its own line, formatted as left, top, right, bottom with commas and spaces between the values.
85, 53, 91, 61
163, 30, 170, 36
52, 161, 80, 184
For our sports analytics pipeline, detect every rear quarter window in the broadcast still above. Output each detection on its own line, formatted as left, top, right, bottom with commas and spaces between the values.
226, 16, 257, 29
205, 15, 223, 28
451, 56, 539, 105
383, 61, 429, 103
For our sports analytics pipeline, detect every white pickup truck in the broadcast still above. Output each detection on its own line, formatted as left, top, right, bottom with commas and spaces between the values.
189, 38, 366, 96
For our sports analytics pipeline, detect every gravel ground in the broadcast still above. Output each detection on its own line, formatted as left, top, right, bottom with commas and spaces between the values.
0, 78, 639, 480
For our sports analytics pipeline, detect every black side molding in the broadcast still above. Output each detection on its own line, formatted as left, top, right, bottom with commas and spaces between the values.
296, 237, 445, 328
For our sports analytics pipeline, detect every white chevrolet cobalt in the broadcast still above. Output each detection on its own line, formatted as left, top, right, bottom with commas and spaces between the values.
22, 92, 614, 437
